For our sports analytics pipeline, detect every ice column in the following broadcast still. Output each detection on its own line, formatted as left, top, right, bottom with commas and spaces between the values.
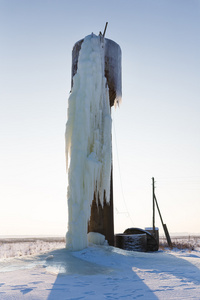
65, 34, 112, 250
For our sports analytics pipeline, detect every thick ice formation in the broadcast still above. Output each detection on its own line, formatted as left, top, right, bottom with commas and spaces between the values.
87, 232, 107, 246
65, 34, 112, 250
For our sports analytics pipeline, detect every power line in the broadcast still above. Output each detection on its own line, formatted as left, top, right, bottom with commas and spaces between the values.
112, 119, 135, 226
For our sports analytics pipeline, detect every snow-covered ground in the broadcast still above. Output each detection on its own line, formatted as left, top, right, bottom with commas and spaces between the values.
1, 237, 200, 299
0, 238, 65, 259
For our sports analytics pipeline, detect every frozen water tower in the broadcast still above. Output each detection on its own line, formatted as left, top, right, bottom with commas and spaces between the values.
71, 34, 122, 246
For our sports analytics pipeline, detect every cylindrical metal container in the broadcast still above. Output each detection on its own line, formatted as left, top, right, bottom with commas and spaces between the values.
115, 234, 147, 252
71, 36, 122, 107
145, 227, 159, 245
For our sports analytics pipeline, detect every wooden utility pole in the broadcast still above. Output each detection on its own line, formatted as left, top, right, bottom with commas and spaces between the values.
152, 177, 172, 248
152, 177, 155, 236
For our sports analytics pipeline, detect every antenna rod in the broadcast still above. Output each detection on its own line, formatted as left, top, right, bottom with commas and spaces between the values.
103, 22, 108, 37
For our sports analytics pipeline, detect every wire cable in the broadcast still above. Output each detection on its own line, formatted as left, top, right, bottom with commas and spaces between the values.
113, 119, 135, 227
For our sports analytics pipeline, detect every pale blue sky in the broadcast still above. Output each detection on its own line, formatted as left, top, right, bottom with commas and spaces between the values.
0, 0, 200, 236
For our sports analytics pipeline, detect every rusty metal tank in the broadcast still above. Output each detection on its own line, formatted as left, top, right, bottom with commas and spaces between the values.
71, 36, 122, 107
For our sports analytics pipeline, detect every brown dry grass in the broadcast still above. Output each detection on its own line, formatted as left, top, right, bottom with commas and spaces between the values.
159, 236, 200, 251
159, 242, 195, 251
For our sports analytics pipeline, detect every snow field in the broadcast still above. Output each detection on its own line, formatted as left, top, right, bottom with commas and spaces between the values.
1, 235, 200, 260
0, 240, 65, 259
1, 244, 200, 299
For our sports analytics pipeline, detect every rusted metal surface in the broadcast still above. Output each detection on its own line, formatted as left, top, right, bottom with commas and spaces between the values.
71, 37, 121, 107
123, 228, 159, 251
115, 234, 147, 252
88, 170, 114, 246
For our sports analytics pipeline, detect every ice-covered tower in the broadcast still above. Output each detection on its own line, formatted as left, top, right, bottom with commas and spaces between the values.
65, 33, 121, 249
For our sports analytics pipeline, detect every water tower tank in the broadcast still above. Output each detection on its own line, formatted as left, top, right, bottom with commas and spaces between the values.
71, 36, 122, 107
